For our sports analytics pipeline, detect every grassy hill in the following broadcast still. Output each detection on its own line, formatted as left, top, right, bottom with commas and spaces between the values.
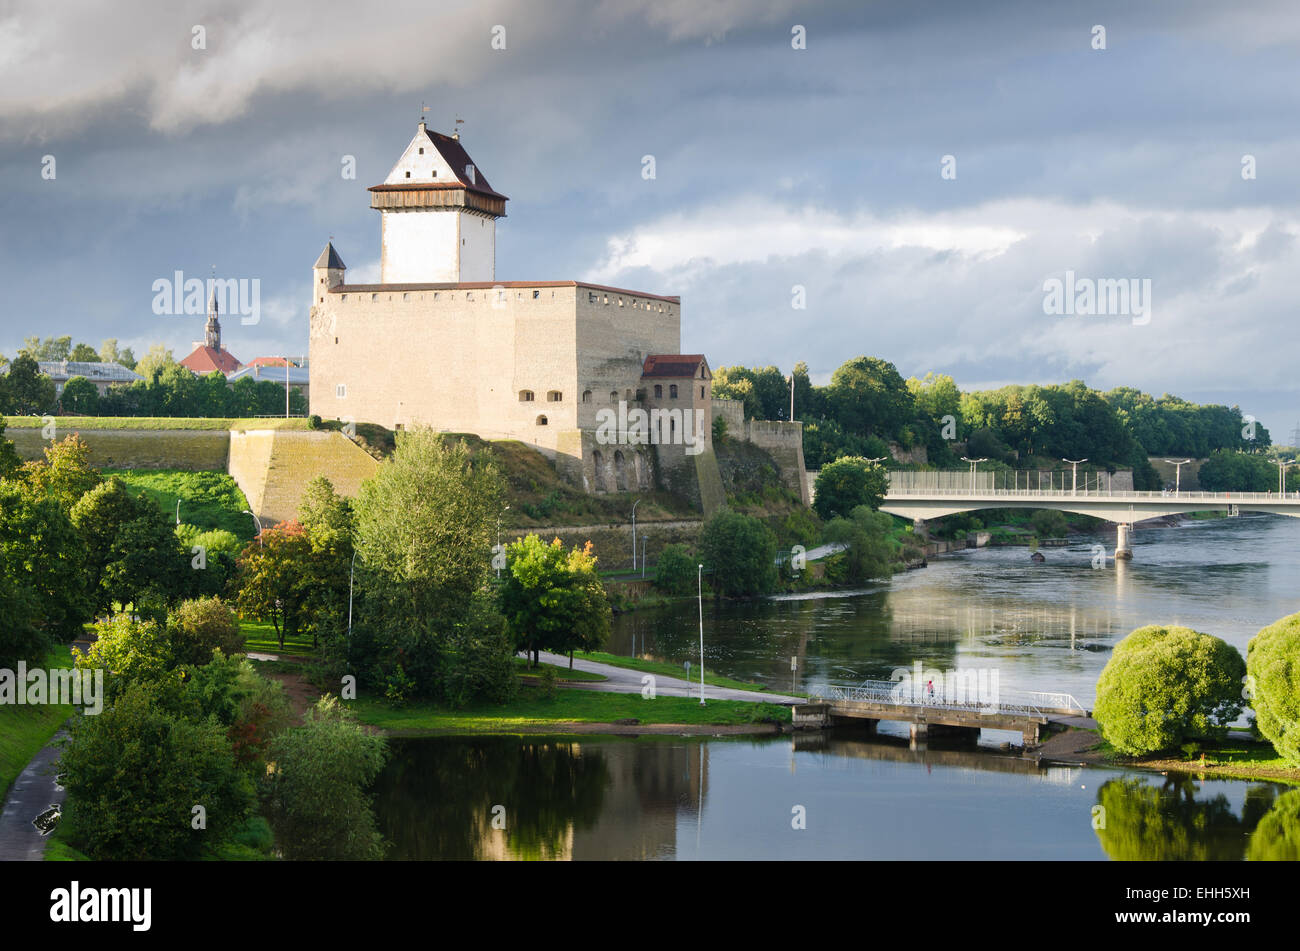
104, 469, 254, 540
2, 416, 312, 431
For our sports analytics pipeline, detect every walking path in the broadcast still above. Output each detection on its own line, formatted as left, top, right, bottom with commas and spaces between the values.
529, 651, 804, 705
0, 726, 68, 861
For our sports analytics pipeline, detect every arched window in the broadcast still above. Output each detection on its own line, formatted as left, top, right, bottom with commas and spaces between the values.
700, 385, 705, 398
519, 390, 534, 402
591, 450, 606, 492
536, 415, 548, 426
653, 384, 663, 398
609, 390, 619, 403
582, 390, 592, 403
669, 384, 678, 399
547, 390, 562, 402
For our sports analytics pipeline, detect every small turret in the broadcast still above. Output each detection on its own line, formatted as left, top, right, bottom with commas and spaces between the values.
204, 287, 221, 349
313, 241, 346, 293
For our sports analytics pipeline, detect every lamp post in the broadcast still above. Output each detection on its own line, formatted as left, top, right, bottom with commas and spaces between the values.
641, 534, 647, 580
631, 498, 641, 571
1164, 459, 1191, 495
496, 505, 510, 579
347, 549, 357, 642
242, 509, 263, 547
1278, 458, 1295, 495
175, 499, 182, 525
697, 563, 706, 705
961, 457, 987, 494
1062, 458, 1087, 496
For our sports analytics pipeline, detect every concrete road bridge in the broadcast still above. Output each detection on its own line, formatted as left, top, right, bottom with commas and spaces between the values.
795, 681, 1089, 747
880, 472, 1300, 558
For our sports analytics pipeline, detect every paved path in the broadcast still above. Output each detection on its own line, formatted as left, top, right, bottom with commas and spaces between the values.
0, 726, 68, 861
528, 651, 803, 705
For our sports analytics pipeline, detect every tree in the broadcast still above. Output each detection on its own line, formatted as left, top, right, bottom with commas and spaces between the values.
260, 695, 388, 861
825, 356, 915, 441
813, 456, 889, 520
134, 343, 177, 380
0, 421, 20, 479
500, 534, 611, 666
59, 681, 254, 861
1246, 612, 1300, 766
698, 509, 777, 597
354, 432, 500, 619
296, 476, 355, 648
21, 434, 103, 512
234, 520, 313, 649
20, 335, 72, 361
0, 479, 92, 652
1197, 450, 1275, 492
1246, 789, 1300, 861
1094, 625, 1246, 755
654, 543, 697, 596
823, 507, 898, 584
170, 596, 246, 667
73, 613, 175, 687
4, 353, 56, 414
59, 376, 100, 414
71, 476, 184, 616
68, 343, 100, 363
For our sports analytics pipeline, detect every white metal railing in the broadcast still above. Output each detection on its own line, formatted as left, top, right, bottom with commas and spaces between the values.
884, 487, 1300, 501
808, 681, 1088, 717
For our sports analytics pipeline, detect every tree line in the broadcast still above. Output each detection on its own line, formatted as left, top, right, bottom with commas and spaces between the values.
712, 358, 1269, 477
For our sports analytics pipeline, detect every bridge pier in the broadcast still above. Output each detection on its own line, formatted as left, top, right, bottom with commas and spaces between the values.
1115, 523, 1133, 561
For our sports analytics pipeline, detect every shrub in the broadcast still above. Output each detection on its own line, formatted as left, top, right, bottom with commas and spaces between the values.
653, 543, 697, 596
537, 664, 558, 700
170, 596, 245, 667
813, 456, 888, 521
1246, 612, 1300, 766
1030, 509, 1068, 538
1094, 625, 1246, 755
59, 682, 255, 860
74, 613, 174, 689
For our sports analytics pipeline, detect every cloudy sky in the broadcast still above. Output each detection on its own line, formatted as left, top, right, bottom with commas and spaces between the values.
2, 0, 1298, 437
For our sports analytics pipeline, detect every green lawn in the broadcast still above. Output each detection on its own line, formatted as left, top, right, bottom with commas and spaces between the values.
104, 468, 253, 540
512, 657, 607, 682
575, 650, 794, 695
350, 686, 791, 734
3, 416, 311, 431
238, 618, 317, 657
0, 647, 74, 802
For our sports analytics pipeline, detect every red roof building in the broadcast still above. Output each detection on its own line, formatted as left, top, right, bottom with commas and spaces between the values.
179, 287, 242, 374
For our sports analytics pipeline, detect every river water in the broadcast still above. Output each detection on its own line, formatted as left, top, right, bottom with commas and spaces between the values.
371, 515, 1300, 860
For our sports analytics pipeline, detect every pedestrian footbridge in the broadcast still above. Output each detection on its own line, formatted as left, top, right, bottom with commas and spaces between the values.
795, 681, 1089, 747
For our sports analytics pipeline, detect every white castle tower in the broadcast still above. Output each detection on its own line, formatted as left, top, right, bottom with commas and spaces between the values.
368, 120, 508, 283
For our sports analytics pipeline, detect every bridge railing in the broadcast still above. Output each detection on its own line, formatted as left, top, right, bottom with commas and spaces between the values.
808, 681, 1087, 718
884, 487, 1299, 501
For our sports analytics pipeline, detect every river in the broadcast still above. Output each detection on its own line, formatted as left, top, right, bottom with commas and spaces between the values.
370, 515, 1300, 860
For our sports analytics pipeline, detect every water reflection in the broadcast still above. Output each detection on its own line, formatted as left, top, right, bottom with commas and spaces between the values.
611, 516, 1300, 705
370, 734, 1296, 860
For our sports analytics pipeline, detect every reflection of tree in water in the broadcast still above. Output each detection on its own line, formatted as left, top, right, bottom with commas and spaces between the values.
369, 737, 608, 860
1094, 775, 1247, 861
1246, 788, 1300, 861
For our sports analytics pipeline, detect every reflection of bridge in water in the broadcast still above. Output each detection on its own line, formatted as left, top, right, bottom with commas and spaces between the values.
791, 731, 1083, 783
882, 471, 1300, 559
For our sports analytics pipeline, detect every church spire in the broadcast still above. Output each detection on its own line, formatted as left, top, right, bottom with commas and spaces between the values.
205, 286, 221, 350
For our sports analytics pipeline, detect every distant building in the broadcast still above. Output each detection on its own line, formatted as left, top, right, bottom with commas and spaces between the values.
33, 360, 142, 396
180, 288, 242, 374
228, 362, 310, 401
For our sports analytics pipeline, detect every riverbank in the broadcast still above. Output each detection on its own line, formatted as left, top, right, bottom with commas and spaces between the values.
1035, 726, 1300, 784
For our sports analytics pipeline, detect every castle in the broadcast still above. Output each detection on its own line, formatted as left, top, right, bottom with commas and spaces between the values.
308, 121, 734, 508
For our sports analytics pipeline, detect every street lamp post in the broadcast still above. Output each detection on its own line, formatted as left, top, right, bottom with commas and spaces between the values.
1164, 459, 1191, 495
1278, 458, 1295, 495
961, 457, 987, 494
631, 498, 641, 571
347, 550, 357, 642
697, 564, 705, 705
1062, 458, 1087, 496
496, 505, 510, 579
175, 499, 181, 525
641, 534, 647, 580
242, 509, 263, 547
